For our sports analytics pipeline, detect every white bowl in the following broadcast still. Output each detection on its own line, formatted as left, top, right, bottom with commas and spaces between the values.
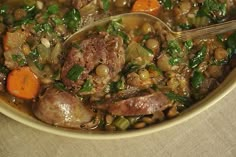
0, 68, 235, 139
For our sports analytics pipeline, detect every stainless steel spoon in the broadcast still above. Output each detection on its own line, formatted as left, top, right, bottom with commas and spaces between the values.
64, 12, 236, 46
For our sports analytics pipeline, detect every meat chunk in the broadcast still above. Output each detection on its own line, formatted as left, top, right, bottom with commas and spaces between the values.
61, 32, 125, 93
32, 87, 94, 128
102, 91, 170, 116
72, 0, 93, 10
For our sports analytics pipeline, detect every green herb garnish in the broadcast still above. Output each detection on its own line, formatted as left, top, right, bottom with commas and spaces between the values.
166, 92, 191, 106
63, 9, 81, 31
191, 70, 205, 89
189, 45, 207, 68
66, 64, 84, 81
101, 0, 110, 12
12, 54, 26, 66
80, 80, 93, 92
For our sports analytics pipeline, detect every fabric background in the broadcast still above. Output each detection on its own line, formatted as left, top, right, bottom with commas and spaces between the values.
0, 88, 236, 157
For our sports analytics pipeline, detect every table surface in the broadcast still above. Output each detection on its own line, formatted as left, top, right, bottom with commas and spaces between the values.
0, 87, 236, 157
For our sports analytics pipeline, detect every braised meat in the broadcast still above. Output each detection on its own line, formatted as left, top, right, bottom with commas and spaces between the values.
61, 32, 125, 93
33, 87, 94, 128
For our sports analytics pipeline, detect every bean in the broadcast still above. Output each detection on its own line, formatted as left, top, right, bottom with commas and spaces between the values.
145, 38, 160, 54
142, 117, 154, 124
142, 22, 153, 34
214, 47, 228, 61
152, 111, 165, 121
96, 64, 110, 77
179, 1, 192, 14
55, 25, 67, 35
105, 114, 114, 125
157, 54, 172, 71
138, 69, 150, 81
115, 0, 127, 7
167, 106, 179, 118
41, 38, 51, 48
14, 9, 27, 21
133, 122, 146, 129
22, 44, 31, 55
36, 1, 44, 10
207, 65, 222, 78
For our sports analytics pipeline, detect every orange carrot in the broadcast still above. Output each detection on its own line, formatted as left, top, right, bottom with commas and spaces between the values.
131, 0, 161, 16
7, 67, 40, 99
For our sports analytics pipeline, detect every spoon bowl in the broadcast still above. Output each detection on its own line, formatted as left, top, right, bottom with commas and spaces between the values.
64, 12, 236, 46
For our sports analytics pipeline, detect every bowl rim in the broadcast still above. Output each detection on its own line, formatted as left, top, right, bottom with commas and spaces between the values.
0, 69, 236, 140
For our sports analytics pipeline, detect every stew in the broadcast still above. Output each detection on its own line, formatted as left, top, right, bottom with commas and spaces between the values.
0, 0, 235, 131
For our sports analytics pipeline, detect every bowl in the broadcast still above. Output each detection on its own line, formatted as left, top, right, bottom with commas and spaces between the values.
0, 68, 235, 139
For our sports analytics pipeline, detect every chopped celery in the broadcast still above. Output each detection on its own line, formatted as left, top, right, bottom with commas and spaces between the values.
126, 41, 154, 65
113, 117, 130, 130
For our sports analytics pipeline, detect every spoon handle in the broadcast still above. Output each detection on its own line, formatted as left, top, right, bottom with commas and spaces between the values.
178, 20, 236, 40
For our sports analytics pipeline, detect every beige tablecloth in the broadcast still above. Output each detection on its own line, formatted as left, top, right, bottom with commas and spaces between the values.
0, 88, 236, 157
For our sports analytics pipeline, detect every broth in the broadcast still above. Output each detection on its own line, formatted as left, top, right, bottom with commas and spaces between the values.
0, 0, 235, 131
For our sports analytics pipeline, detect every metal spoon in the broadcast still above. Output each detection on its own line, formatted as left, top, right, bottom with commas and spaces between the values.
64, 12, 236, 46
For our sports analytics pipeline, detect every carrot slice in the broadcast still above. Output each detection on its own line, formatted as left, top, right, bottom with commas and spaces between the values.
7, 67, 40, 99
131, 0, 161, 16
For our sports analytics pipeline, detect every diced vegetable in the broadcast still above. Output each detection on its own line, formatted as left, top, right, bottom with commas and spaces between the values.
80, 80, 93, 92
66, 64, 84, 81
3, 30, 28, 51
189, 16, 210, 27
7, 66, 40, 99
63, 9, 81, 31
80, 0, 99, 16
113, 116, 130, 130
191, 70, 205, 89
132, 0, 161, 16
189, 45, 207, 68
126, 41, 154, 65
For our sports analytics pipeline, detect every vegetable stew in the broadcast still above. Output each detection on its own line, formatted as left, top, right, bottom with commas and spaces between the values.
0, 0, 235, 131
